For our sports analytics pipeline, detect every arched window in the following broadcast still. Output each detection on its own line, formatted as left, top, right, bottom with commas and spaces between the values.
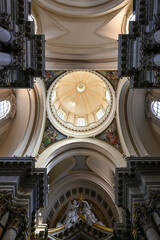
151, 101, 160, 119
0, 100, 11, 120
58, 109, 66, 121
77, 118, 85, 126
96, 109, 104, 120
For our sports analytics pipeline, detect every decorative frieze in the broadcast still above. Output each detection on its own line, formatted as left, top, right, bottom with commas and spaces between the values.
133, 190, 160, 240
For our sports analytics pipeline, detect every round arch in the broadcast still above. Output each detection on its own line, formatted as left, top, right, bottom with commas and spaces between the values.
43, 171, 119, 228
36, 138, 125, 171
32, 0, 130, 18
116, 78, 160, 156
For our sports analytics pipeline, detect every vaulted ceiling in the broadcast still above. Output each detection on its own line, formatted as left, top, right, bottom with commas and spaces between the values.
32, 0, 132, 69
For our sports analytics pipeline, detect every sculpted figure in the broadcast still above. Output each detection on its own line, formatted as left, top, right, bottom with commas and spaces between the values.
82, 201, 97, 225
63, 200, 80, 229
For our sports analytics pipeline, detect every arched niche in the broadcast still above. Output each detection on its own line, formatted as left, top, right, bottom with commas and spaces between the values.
0, 78, 46, 156
117, 78, 160, 156
43, 171, 119, 229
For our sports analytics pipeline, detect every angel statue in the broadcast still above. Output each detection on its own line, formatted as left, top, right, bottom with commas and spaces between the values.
63, 200, 80, 229
81, 200, 105, 227
82, 200, 98, 225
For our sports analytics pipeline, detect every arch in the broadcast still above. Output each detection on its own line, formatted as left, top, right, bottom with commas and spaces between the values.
117, 79, 160, 156
86, 156, 114, 187
36, 138, 125, 171
43, 171, 119, 227
32, 0, 130, 18
24, 78, 46, 156
117, 78, 148, 156
0, 78, 46, 156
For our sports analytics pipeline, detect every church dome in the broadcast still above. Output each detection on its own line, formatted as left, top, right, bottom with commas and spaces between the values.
47, 70, 115, 137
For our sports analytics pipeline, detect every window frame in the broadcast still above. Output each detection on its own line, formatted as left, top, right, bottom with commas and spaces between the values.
0, 93, 16, 122
151, 101, 160, 119
0, 100, 11, 120
145, 93, 160, 121
77, 117, 85, 127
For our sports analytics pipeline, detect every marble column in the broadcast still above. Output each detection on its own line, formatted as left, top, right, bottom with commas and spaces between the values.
0, 27, 12, 43
0, 52, 12, 66
0, 212, 9, 238
144, 224, 160, 240
2, 227, 17, 240
153, 212, 160, 232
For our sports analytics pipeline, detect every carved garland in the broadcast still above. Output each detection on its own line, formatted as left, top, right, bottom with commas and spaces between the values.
0, 191, 28, 240
133, 190, 160, 239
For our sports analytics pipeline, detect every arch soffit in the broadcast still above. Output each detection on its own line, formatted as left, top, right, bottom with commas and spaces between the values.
36, 138, 125, 171
13, 78, 46, 156
44, 171, 119, 224
32, 0, 131, 18
116, 78, 148, 156
86, 156, 114, 186
49, 172, 115, 205
116, 78, 160, 157
50, 171, 114, 200
116, 78, 133, 156
0, 89, 34, 156
24, 78, 47, 156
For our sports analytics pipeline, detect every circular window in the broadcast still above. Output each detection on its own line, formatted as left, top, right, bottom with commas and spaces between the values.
0, 100, 11, 120
151, 101, 160, 119
47, 70, 116, 138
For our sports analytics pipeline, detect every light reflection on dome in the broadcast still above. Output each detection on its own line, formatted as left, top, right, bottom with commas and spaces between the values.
51, 71, 111, 127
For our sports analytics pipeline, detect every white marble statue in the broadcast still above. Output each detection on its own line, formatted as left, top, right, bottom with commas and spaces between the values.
63, 200, 80, 229
82, 200, 98, 225
57, 199, 105, 229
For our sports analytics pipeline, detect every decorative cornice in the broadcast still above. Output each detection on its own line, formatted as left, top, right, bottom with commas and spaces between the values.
115, 156, 160, 208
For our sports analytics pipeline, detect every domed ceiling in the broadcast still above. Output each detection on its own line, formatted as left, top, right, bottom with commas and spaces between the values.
47, 70, 115, 137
